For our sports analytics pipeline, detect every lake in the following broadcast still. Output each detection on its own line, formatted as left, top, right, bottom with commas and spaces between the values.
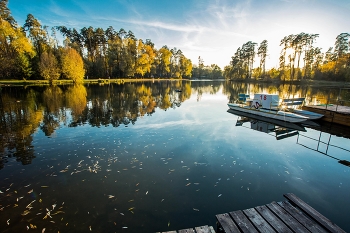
0, 80, 349, 232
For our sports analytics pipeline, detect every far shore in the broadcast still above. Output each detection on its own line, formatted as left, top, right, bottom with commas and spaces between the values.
0, 78, 349, 88
0, 78, 187, 86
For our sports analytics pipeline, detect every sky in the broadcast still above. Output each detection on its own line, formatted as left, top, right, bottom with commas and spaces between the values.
8, 0, 350, 69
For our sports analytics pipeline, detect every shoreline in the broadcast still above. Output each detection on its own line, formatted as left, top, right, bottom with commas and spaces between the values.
0, 78, 349, 87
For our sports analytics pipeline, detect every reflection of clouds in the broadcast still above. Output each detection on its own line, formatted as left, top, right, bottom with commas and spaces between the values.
135, 119, 196, 129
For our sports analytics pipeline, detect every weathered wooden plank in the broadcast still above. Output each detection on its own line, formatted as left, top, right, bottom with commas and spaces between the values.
278, 201, 329, 233
284, 193, 346, 233
243, 208, 276, 233
266, 201, 310, 233
229, 210, 258, 233
194, 225, 216, 233
255, 205, 293, 233
216, 213, 240, 233
178, 228, 195, 233
302, 106, 350, 126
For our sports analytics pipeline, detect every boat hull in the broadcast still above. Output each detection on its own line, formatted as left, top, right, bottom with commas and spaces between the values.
227, 103, 308, 123
287, 108, 324, 120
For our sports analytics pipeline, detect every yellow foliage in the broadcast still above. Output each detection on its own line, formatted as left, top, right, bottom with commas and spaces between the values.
61, 47, 85, 83
65, 85, 87, 116
321, 61, 336, 73
43, 86, 64, 113
39, 51, 60, 81
0, 19, 35, 57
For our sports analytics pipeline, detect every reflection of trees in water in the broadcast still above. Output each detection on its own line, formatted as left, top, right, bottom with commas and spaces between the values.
0, 88, 42, 169
190, 81, 222, 102
0, 81, 192, 169
1, 81, 348, 169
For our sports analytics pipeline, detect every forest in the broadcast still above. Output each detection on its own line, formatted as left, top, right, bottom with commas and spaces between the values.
0, 0, 349, 82
0, 0, 193, 82
223, 33, 350, 82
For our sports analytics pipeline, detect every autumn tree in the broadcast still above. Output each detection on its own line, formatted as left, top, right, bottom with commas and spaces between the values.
39, 51, 60, 81
0, 3, 35, 79
157, 46, 172, 77
179, 56, 192, 78
61, 47, 85, 83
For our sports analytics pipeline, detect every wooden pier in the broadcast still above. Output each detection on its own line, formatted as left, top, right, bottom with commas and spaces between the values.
159, 225, 215, 233
159, 193, 345, 233
216, 193, 345, 233
303, 105, 350, 126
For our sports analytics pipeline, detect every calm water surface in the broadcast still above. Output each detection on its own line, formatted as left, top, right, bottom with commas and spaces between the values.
1, 81, 349, 232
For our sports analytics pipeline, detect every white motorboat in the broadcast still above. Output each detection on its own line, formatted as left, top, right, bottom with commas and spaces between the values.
228, 94, 309, 123
227, 103, 308, 123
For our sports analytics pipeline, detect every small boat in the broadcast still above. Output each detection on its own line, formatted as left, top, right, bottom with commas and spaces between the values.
228, 94, 308, 123
228, 109, 306, 132
228, 103, 308, 123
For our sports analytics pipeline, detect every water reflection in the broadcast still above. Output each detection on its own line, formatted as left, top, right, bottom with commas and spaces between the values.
1, 81, 350, 169
227, 108, 350, 168
0, 81, 350, 232
227, 109, 306, 140
0, 81, 193, 168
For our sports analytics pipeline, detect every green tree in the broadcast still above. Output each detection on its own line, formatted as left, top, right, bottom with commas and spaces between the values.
257, 40, 268, 78
0, 0, 15, 26
23, 14, 49, 57
334, 33, 350, 59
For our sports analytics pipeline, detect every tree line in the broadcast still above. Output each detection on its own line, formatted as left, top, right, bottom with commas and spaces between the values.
0, 0, 193, 82
224, 32, 350, 82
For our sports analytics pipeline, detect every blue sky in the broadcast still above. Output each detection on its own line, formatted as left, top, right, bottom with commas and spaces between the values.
8, 0, 350, 69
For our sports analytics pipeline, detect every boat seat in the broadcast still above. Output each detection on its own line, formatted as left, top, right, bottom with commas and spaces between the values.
282, 98, 305, 106
238, 94, 250, 102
